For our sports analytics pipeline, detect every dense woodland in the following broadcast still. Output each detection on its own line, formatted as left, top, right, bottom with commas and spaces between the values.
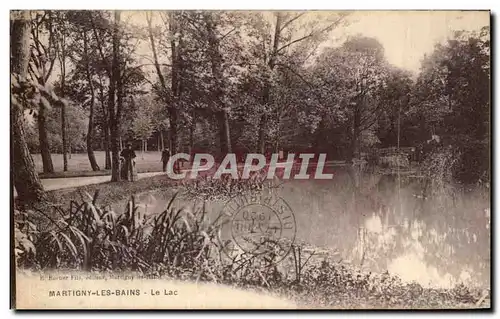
11, 11, 490, 203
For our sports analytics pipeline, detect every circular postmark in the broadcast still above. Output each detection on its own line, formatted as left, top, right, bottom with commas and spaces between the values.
217, 189, 296, 263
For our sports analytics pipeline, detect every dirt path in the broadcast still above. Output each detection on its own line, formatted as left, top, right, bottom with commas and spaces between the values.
40, 172, 165, 191
21, 160, 347, 193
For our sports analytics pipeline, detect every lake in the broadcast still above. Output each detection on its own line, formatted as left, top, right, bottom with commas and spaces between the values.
112, 167, 490, 289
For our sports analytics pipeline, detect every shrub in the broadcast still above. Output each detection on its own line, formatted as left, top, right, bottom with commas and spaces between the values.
14, 190, 219, 272
180, 169, 282, 202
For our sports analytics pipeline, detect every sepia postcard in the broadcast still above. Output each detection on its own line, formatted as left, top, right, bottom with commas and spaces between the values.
11, 9, 491, 310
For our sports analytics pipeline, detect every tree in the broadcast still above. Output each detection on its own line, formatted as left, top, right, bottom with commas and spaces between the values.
376, 67, 414, 148
29, 11, 58, 173
11, 11, 45, 203
90, 11, 138, 181
146, 11, 180, 155
108, 10, 122, 181
82, 30, 100, 170
131, 99, 154, 158
244, 11, 349, 153
52, 11, 70, 171
314, 36, 389, 161
89, 11, 116, 171
412, 27, 490, 183
62, 11, 106, 170
203, 11, 233, 155
26, 101, 87, 154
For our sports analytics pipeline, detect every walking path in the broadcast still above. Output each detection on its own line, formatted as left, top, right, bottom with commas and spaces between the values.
41, 172, 165, 191
38, 161, 348, 192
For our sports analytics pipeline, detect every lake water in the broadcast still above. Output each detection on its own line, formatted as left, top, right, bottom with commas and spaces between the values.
112, 168, 490, 289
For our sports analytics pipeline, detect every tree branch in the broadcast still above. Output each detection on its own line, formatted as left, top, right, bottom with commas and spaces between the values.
279, 12, 307, 33
220, 27, 237, 42
146, 11, 169, 93
90, 15, 112, 78
276, 15, 346, 54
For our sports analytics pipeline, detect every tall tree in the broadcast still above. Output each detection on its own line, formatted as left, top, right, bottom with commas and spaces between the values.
90, 12, 114, 170
412, 28, 490, 183
146, 11, 180, 155
11, 11, 45, 203
249, 11, 349, 153
29, 11, 57, 173
108, 10, 122, 181
82, 30, 100, 171
90, 10, 129, 180
54, 11, 69, 171
203, 12, 232, 154
314, 36, 389, 161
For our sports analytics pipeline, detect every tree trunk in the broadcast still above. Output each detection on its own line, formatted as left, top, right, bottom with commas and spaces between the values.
160, 129, 164, 150
30, 11, 56, 174
11, 10, 45, 203
110, 123, 120, 181
37, 103, 54, 173
351, 97, 362, 162
141, 139, 145, 159
83, 31, 100, 171
147, 11, 179, 155
59, 32, 68, 172
258, 113, 268, 154
67, 117, 72, 159
204, 13, 231, 155
258, 13, 281, 154
314, 117, 327, 152
348, 97, 363, 200
169, 107, 178, 153
104, 126, 111, 169
98, 77, 111, 169
109, 11, 121, 182
86, 105, 100, 171
61, 101, 67, 171
189, 118, 194, 155
217, 110, 231, 154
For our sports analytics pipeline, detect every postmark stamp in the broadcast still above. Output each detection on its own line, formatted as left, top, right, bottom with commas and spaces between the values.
217, 190, 296, 263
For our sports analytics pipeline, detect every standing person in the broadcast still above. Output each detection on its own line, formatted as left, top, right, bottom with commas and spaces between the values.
161, 147, 171, 173
120, 142, 137, 181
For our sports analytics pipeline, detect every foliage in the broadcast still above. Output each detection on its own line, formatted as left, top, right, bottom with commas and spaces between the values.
412, 28, 489, 184
18, 11, 489, 186
180, 169, 282, 202
130, 96, 155, 142
15, 190, 218, 271
25, 102, 88, 153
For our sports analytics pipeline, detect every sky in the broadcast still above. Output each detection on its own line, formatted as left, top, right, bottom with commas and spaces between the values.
331, 11, 489, 72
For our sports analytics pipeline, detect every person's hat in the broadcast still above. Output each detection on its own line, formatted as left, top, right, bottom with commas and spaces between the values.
127, 142, 132, 147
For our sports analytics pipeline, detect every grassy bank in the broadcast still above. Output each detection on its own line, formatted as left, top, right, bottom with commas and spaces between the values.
43, 174, 178, 208
34, 151, 165, 179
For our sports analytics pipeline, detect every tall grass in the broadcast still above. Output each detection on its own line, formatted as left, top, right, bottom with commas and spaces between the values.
14, 190, 219, 273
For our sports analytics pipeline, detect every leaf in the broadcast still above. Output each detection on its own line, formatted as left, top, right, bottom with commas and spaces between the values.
86, 203, 102, 224
59, 232, 78, 260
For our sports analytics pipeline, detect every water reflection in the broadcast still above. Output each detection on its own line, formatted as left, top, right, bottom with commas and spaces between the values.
115, 168, 490, 289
